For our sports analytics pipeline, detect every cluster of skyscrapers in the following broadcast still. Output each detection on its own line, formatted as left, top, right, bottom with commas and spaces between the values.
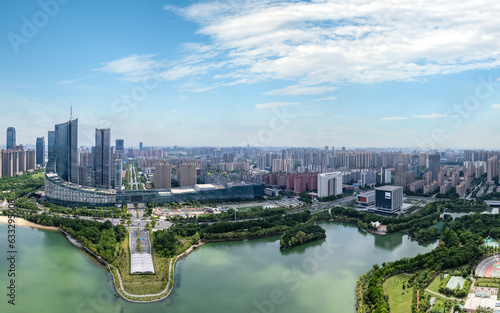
1, 127, 37, 178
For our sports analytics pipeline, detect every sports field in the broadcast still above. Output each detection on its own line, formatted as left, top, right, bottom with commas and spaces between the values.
485, 263, 500, 278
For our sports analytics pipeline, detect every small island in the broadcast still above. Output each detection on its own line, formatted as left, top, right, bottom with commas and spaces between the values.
280, 224, 326, 252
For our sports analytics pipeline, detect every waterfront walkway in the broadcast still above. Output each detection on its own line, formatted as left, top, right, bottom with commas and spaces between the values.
110, 242, 204, 301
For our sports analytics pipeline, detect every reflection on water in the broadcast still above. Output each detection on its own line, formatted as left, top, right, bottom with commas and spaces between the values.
374, 233, 403, 250
0, 221, 438, 313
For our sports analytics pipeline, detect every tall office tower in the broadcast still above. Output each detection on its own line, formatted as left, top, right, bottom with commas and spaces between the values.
93, 128, 111, 189
115, 139, 124, 152
36, 137, 45, 167
411, 154, 420, 176
394, 162, 408, 188
177, 163, 197, 187
114, 159, 123, 190
110, 151, 123, 188
47, 130, 55, 158
153, 163, 172, 189
139, 142, 143, 151
51, 119, 78, 184
487, 156, 499, 182
428, 153, 440, 182
6, 127, 16, 150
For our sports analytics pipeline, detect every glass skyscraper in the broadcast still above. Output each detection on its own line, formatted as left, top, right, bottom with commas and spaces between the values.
115, 139, 124, 152
51, 119, 78, 184
94, 128, 111, 188
36, 137, 45, 167
6, 127, 16, 150
48, 130, 55, 158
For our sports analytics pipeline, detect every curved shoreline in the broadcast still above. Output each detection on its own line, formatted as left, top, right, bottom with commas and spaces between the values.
0, 216, 59, 231
109, 242, 205, 303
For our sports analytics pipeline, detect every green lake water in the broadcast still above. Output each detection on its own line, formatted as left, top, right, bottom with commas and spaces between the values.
0, 221, 437, 313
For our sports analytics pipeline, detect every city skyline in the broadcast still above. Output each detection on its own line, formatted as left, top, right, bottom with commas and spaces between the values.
1, 1, 500, 148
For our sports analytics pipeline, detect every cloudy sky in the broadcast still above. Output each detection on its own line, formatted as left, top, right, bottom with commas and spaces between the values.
1, 0, 500, 149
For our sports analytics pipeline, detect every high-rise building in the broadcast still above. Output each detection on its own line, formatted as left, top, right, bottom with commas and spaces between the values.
79, 151, 93, 167
52, 119, 78, 184
487, 156, 498, 182
6, 127, 16, 150
115, 139, 124, 152
153, 163, 172, 189
177, 163, 197, 187
317, 172, 342, 198
139, 142, 143, 151
114, 159, 123, 190
394, 163, 408, 188
25, 149, 36, 171
93, 128, 111, 188
428, 153, 440, 181
272, 158, 283, 172
36, 137, 45, 167
48, 130, 55, 158
111, 151, 123, 188
1, 150, 13, 177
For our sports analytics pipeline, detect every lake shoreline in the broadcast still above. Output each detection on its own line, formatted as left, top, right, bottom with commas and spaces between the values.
0, 215, 59, 231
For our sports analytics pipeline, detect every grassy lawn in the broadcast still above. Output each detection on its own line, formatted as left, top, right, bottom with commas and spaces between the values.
383, 274, 413, 313
427, 274, 443, 294
475, 277, 500, 288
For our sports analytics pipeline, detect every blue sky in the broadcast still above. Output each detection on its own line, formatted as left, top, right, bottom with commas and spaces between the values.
1, 0, 500, 149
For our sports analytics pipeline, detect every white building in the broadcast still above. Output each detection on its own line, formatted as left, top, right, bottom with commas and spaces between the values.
318, 172, 342, 198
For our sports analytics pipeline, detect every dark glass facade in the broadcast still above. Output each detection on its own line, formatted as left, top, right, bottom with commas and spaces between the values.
6, 127, 16, 150
115, 139, 124, 152
48, 130, 55, 158
53, 119, 78, 184
94, 129, 111, 188
36, 137, 45, 167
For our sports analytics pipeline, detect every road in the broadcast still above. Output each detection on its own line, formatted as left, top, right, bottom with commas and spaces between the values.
129, 226, 151, 253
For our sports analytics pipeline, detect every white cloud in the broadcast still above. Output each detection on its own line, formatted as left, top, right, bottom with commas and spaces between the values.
96, 54, 161, 81
382, 117, 407, 120
255, 102, 298, 109
264, 85, 337, 95
163, 0, 500, 88
57, 75, 93, 85
413, 113, 446, 119
492, 104, 500, 110
310, 96, 337, 102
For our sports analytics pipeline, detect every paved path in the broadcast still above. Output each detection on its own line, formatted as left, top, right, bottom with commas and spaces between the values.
424, 289, 462, 301
111, 258, 173, 299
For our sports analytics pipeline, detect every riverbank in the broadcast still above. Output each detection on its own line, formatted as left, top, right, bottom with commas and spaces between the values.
0, 215, 59, 231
